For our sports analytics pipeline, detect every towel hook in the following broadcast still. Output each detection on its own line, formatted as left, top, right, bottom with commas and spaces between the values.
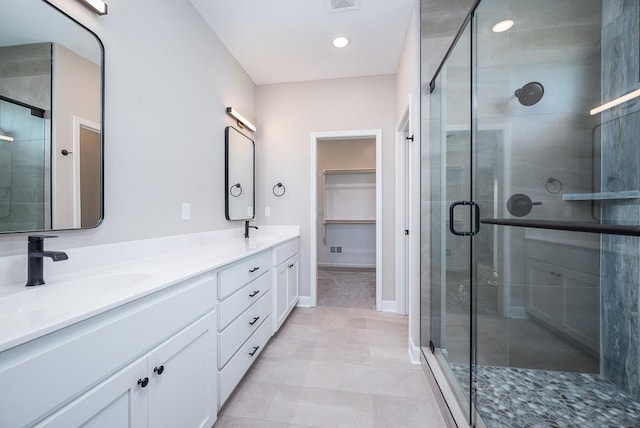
230, 183, 243, 197
272, 182, 286, 197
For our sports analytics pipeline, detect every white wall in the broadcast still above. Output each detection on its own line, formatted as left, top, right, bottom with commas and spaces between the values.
0, 0, 256, 256
255, 75, 397, 301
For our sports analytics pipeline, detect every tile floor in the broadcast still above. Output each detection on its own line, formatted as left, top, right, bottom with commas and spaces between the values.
214, 306, 446, 428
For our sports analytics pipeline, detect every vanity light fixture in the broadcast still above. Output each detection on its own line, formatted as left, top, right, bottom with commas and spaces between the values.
492, 20, 514, 33
332, 35, 350, 48
590, 88, 640, 115
0, 134, 14, 142
226, 107, 257, 132
78, 0, 108, 15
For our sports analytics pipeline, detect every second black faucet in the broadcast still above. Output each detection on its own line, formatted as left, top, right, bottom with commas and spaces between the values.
26, 235, 68, 287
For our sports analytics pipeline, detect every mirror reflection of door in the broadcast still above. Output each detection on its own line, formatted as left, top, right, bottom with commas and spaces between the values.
73, 117, 101, 228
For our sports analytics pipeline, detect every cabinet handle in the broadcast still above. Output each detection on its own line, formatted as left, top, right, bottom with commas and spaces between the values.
288, 264, 294, 269
249, 267, 260, 273
249, 290, 260, 297
153, 365, 165, 375
249, 316, 260, 325
137, 377, 149, 388
249, 346, 260, 357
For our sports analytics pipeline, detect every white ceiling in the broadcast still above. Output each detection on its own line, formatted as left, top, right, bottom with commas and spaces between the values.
190, 0, 416, 85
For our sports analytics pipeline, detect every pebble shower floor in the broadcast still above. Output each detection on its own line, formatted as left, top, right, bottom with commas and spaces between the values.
451, 364, 640, 427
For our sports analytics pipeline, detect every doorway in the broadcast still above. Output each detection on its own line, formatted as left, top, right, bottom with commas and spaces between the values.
309, 130, 383, 310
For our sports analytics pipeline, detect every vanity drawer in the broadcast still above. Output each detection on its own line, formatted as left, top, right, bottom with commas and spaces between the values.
218, 272, 271, 330
218, 316, 271, 407
218, 290, 271, 368
218, 251, 271, 299
273, 238, 299, 266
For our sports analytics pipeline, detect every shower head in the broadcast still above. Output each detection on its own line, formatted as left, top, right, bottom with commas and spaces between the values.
515, 82, 544, 106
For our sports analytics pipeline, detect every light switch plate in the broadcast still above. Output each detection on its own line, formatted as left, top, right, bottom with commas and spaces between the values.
265, 207, 271, 217
181, 202, 191, 220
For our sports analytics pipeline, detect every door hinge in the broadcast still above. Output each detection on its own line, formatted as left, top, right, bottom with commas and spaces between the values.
404, 229, 409, 235
405, 134, 414, 142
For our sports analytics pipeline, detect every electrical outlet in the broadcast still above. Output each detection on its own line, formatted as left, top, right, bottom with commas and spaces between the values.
330, 246, 336, 253
181, 202, 191, 220
336, 246, 342, 253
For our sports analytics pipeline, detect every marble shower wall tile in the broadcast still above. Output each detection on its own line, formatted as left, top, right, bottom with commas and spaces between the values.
600, 0, 640, 400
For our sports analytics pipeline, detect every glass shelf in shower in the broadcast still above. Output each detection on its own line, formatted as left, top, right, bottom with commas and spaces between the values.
562, 191, 640, 201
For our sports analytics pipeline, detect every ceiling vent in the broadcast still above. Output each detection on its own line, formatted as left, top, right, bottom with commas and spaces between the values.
328, 0, 360, 13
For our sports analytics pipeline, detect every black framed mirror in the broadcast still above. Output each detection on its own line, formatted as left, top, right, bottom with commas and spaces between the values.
225, 126, 255, 221
0, 0, 104, 234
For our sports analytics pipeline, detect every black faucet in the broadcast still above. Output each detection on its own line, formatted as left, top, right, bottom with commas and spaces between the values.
244, 220, 259, 238
26, 235, 69, 287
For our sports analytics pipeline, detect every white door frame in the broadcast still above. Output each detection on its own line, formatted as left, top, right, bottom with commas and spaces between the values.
310, 129, 383, 310
395, 104, 411, 315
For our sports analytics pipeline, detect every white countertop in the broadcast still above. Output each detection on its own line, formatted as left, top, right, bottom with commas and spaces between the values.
0, 226, 299, 353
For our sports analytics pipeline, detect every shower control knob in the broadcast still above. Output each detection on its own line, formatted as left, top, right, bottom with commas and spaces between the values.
507, 193, 542, 217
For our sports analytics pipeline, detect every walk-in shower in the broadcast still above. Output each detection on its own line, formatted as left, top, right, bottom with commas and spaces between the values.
421, 0, 640, 426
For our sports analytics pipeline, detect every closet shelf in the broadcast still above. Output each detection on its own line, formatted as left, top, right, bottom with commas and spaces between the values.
323, 168, 375, 175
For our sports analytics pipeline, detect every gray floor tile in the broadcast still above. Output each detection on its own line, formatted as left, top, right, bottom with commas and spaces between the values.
213, 415, 307, 428
264, 384, 374, 428
372, 395, 446, 428
218, 305, 445, 428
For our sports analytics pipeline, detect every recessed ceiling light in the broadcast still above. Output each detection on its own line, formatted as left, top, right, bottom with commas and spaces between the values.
492, 20, 514, 33
332, 35, 350, 49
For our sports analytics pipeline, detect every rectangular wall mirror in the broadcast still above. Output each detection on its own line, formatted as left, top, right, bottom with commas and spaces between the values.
0, 0, 104, 234
225, 126, 255, 221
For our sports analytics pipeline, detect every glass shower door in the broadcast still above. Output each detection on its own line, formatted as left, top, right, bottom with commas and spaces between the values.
0, 97, 47, 232
429, 21, 474, 423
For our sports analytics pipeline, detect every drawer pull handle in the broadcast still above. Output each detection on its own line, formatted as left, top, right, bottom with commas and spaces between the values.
153, 365, 165, 375
137, 377, 149, 388
249, 267, 260, 273
249, 290, 260, 297
249, 316, 260, 325
288, 264, 294, 269
249, 346, 260, 357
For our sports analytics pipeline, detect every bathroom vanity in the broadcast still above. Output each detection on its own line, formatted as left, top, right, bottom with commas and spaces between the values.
0, 227, 299, 427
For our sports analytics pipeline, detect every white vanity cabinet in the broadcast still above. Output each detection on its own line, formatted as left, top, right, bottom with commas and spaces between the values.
0, 273, 218, 428
217, 250, 272, 407
273, 239, 300, 332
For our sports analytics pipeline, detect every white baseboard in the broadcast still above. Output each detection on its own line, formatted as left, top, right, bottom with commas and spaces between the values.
381, 300, 396, 312
408, 337, 421, 365
296, 296, 314, 307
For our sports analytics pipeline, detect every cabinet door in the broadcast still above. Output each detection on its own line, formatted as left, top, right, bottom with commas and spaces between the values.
147, 311, 216, 428
35, 357, 147, 428
287, 255, 299, 308
526, 261, 564, 326
275, 263, 289, 330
